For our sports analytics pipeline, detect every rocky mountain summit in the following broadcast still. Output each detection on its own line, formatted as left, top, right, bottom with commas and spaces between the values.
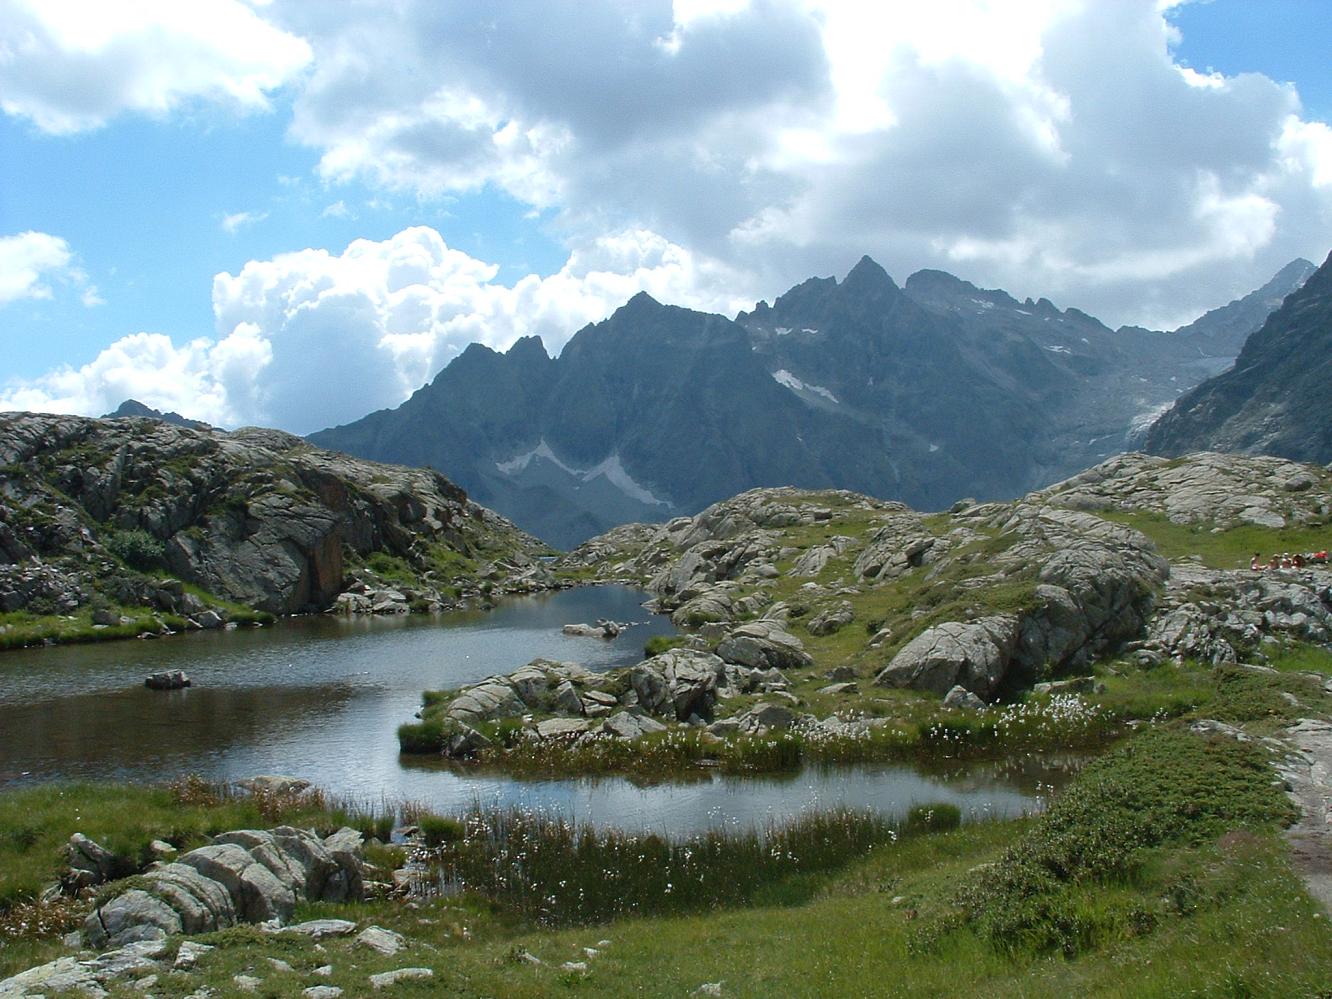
403, 452, 1332, 763
0, 412, 547, 644
1146, 250, 1332, 463
313, 257, 1311, 548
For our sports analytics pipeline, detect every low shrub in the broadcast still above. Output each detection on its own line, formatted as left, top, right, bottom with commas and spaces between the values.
104, 529, 165, 570
397, 719, 448, 754
644, 634, 689, 658
941, 726, 1294, 957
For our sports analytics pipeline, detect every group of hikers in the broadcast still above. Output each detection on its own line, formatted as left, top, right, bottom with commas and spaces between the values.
1250, 550, 1329, 570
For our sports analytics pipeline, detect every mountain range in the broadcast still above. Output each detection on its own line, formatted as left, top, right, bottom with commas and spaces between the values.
1146, 250, 1332, 462
309, 256, 1315, 548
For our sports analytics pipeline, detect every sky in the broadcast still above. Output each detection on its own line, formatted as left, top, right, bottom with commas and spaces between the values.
1, 0, 1330, 435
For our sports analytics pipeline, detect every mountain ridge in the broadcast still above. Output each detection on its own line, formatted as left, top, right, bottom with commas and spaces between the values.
311, 255, 1314, 548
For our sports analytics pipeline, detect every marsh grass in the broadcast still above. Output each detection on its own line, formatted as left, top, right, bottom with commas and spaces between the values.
426, 806, 902, 925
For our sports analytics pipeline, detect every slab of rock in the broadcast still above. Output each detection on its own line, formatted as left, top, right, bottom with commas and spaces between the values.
84, 826, 365, 949
0, 956, 107, 998
716, 621, 812, 671
536, 717, 593, 738
285, 918, 358, 940
356, 925, 405, 956
602, 711, 667, 740
875, 616, 1019, 699
303, 988, 344, 999
64, 832, 121, 892
817, 681, 858, 696
369, 968, 433, 989
735, 702, 798, 734
807, 600, 854, 636
630, 649, 726, 720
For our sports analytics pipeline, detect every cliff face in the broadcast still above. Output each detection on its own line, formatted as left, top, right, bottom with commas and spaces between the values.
0, 412, 542, 620
1146, 251, 1332, 462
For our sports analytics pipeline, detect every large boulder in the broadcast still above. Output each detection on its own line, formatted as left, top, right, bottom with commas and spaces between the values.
716, 621, 813, 671
630, 649, 727, 720
875, 615, 1020, 698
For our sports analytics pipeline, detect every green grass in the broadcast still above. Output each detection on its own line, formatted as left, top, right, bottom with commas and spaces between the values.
937, 726, 1297, 957
1268, 641, 1332, 676
0, 780, 391, 915
1097, 509, 1331, 570
5, 724, 1326, 996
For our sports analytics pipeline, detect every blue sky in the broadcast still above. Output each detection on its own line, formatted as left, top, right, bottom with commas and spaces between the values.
1, 0, 1330, 432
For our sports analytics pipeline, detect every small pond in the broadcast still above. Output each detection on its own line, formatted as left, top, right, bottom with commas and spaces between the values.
0, 585, 1079, 833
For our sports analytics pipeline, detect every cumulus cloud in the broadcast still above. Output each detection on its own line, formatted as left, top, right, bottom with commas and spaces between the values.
0, 0, 311, 133
2, 226, 752, 432
264, 0, 1332, 329
0, 332, 250, 425
0, 231, 98, 306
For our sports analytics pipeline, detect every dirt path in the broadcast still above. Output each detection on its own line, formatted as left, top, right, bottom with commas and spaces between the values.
1277, 718, 1332, 914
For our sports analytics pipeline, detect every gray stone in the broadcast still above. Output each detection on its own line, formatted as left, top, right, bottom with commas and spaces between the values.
0, 957, 107, 998
817, 681, 858, 696
943, 685, 987, 711
536, 717, 593, 738
368, 968, 433, 989
283, 918, 358, 939
173, 940, 215, 970
356, 925, 405, 956
807, 600, 854, 636
303, 988, 344, 999
875, 616, 1020, 698
715, 621, 812, 671
85, 889, 182, 949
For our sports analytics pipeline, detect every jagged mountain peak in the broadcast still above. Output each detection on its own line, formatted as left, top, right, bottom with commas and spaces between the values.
839, 254, 899, 299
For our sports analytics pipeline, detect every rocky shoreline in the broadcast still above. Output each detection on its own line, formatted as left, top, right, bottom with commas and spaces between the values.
0, 412, 553, 651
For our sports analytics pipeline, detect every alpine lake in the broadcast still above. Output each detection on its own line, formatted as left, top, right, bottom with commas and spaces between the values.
0, 585, 1079, 834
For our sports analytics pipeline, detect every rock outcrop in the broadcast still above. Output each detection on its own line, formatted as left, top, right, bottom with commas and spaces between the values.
0, 412, 545, 633
83, 826, 365, 949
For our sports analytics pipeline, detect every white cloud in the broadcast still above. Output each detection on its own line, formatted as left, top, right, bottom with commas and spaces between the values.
320, 200, 351, 219
263, 0, 1332, 330
2, 226, 752, 433
220, 210, 269, 234
0, 0, 311, 133
0, 332, 247, 424
0, 230, 99, 307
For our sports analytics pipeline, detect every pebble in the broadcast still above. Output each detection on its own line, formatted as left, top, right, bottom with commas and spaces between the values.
233, 974, 262, 992
313, 965, 335, 977
302, 987, 344, 999
561, 961, 588, 973
267, 958, 294, 973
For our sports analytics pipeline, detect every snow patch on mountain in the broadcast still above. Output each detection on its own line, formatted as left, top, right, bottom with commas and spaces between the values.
496, 440, 669, 507
772, 369, 839, 404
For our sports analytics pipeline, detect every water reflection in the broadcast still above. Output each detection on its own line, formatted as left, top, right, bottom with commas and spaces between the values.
0, 585, 1083, 833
